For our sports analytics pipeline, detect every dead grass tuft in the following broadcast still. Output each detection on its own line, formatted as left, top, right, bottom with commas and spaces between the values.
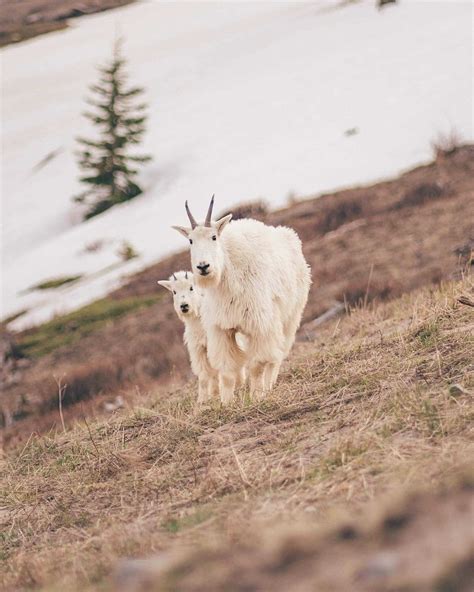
431, 129, 463, 159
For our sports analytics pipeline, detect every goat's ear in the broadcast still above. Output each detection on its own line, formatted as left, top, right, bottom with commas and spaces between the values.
172, 225, 191, 238
157, 280, 173, 291
215, 214, 232, 235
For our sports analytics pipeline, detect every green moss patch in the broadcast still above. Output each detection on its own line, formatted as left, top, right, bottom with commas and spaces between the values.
28, 275, 83, 291
17, 294, 162, 358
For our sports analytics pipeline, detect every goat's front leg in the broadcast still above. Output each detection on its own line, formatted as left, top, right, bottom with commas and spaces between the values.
219, 373, 236, 405
208, 372, 220, 399
207, 326, 244, 405
264, 360, 281, 390
197, 374, 211, 404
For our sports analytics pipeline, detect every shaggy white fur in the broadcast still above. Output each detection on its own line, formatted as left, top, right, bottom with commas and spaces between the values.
158, 271, 219, 404
173, 202, 311, 404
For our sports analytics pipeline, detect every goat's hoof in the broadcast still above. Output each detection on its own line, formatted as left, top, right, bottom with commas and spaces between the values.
250, 390, 267, 402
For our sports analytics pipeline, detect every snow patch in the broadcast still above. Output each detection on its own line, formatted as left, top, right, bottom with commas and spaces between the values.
2, 0, 472, 330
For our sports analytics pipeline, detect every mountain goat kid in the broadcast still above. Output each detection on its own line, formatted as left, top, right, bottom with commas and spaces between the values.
158, 271, 219, 404
172, 197, 311, 404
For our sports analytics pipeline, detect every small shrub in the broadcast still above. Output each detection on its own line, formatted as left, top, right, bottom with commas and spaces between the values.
320, 439, 370, 474
0, 531, 21, 562
431, 129, 462, 159
318, 199, 363, 234
82, 240, 104, 253
454, 240, 474, 267
117, 240, 139, 261
394, 183, 446, 210
420, 399, 444, 438
162, 509, 212, 533
415, 323, 440, 347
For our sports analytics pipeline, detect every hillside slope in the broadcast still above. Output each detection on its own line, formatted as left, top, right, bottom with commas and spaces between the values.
2, 146, 473, 446
1, 276, 473, 591
0, 0, 135, 47
3, 0, 472, 325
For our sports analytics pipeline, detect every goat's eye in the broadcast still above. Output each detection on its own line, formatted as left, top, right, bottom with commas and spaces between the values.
189, 239, 193, 245
173, 291, 176, 295
190, 286, 193, 291
212, 235, 217, 241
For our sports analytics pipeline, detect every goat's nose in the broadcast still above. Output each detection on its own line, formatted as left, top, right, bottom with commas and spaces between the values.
196, 263, 210, 274
180, 303, 189, 312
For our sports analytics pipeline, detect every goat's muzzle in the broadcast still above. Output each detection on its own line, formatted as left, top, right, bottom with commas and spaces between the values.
196, 263, 210, 276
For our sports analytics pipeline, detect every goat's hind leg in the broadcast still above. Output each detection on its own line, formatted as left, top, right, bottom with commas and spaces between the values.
207, 326, 244, 405
250, 322, 284, 398
264, 360, 281, 390
249, 361, 267, 401
235, 365, 247, 389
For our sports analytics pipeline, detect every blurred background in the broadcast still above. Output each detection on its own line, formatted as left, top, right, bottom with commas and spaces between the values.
1, 0, 473, 442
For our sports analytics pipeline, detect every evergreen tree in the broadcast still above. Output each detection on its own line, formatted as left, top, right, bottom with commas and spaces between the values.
74, 39, 152, 219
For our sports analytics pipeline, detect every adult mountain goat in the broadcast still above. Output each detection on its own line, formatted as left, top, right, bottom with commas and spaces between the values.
172, 197, 311, 404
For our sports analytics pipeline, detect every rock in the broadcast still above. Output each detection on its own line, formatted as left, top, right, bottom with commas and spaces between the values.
356, 551, 399, 581
103, 395, 125, 412
449, 384, 472, 397
113, 556, 170, 592
112, 553, 186, 592
344, 127, 359, 137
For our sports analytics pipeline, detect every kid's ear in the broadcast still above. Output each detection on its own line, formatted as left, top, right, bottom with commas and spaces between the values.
215, 214, 232, 235
171, 225, 191, 238
157, 280, 173, 291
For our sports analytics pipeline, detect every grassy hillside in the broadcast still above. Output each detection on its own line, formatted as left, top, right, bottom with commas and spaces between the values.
1, 276, 472, 591
16, 295, 162, 359
2, 146, 473, 446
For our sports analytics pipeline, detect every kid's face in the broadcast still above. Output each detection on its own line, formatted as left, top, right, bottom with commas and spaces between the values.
158, 275, 200, 320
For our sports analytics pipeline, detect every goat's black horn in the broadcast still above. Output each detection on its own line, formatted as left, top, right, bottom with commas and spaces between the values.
204, 194, 215, 227
185, 201, 197, 229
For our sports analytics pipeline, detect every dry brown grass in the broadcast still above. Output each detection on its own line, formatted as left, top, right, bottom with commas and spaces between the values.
1, 275, 472, 591
3, 146, 473, 445
431, 129, 464, 159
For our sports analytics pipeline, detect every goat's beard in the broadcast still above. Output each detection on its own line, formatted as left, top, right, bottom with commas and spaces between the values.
195, 269, 221, 288
178, 309, 198, 322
